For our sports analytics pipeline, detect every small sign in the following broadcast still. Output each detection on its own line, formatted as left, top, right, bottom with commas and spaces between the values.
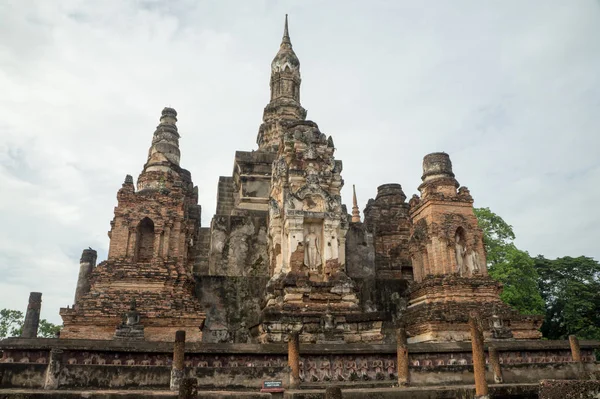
261, 380, 284, 393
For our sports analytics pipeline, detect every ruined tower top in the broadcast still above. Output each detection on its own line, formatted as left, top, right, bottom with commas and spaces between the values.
421, 152, 455, 183
257, 15, 307, 151
271, 15, 300, 81
144, 107, 181, 173
418, 152, 460, 200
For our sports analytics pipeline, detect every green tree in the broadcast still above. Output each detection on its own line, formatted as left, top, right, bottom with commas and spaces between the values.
0, 309, 62, 339
488, 245, 545, 314
474, 208, 544, 315
473, 207, 516, 267
0, 309, 24, 338
534, 255, 600, 341
38, 319, 61, 338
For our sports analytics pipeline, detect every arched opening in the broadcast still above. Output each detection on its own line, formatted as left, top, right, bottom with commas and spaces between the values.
136, 217, 155, 262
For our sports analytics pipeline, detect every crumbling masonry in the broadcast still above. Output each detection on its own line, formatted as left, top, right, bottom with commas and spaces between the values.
59, 16, 542, 344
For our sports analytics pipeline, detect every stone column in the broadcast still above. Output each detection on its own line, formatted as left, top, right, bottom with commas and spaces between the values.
43, 348, 63, 390
288, 332, 300, 389
178, 377, 198, 399
21, 292, 42, 338
397, 327, 409, 386
170, 330, 186, 391
488, 346, 503, 383
469, 313, 488, 399
325, 386, 342, 399
74, 248, 97, 303
569, 335, 582, 362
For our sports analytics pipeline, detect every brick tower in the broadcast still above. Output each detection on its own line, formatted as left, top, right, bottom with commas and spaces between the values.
60, 108, 205, 342
404, 153, 541, 342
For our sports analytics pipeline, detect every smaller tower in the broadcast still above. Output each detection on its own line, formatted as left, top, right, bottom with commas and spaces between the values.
363, 184, 412, 279
351, 185, 361, 223
60, 107, 205, 342
404, 152, 542, 342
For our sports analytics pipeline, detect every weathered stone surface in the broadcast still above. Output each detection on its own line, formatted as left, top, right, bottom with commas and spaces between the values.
178, 377, 198, 399
539, 380, 600, 399
324, 386, 342, 399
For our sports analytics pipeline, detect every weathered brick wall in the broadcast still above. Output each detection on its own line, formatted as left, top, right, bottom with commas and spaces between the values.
363, 184, 412, 280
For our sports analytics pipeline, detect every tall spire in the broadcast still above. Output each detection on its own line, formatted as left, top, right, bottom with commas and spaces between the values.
271, 14, 299, 76
256, 15, 307, 152
352, 184, 361, 223
282, 14, 291, 47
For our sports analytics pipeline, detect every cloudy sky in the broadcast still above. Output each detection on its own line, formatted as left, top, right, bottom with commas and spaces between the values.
1, 0, 599, 325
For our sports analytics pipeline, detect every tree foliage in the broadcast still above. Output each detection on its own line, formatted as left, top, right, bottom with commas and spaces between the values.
474, 207, 516, 267
0, 309, 24, 338
38, 319, 62, 338
475, 207, 600, 348
474, 207, 544, 315
489, 245, 545, 315
0, 309, 61, 339
534, 255, 600, 341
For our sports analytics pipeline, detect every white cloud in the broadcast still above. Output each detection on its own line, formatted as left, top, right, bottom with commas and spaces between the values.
1, 0, 599, 324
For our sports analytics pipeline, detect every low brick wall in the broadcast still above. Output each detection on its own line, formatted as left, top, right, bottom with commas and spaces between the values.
0, 337, 598, 390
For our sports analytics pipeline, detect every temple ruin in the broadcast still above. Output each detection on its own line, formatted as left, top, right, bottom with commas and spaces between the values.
57, 14, 541, 345
1, 15, 598, 397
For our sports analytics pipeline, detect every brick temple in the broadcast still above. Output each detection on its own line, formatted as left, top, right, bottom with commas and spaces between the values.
2, 16, 599, 397
57, 15, 542, 344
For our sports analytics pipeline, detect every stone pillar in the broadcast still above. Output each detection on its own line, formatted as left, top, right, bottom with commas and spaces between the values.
488, 346, 503, 383
469, 313, 488, 399
288, 332, 300, 389
397, 327, 409, 386
43, 348, 63, 390
569, 335, 582, 362
178, 377, 198, 399
170, 330, 186, 391
21, 292, 42, 338
325, 386, 342, 399
74, 248, 97, 303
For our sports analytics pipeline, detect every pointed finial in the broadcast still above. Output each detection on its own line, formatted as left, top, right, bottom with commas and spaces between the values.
281, 14, 291, 47
352, 184, 361, 223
